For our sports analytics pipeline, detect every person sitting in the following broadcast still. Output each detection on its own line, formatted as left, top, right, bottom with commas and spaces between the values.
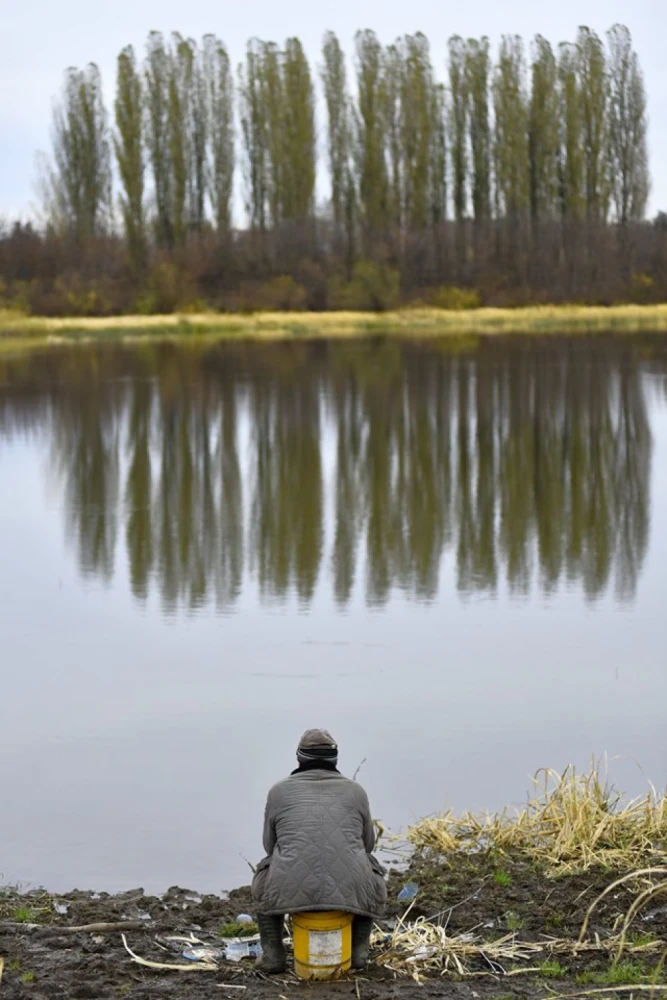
251, 728, 387, 973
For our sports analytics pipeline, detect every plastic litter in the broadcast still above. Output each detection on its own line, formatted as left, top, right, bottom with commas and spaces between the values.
236, 913, 254, 924
397, 882, 419, 902
225, 941, 246, 962
53, 902, 69, 915
182, 946, 224, 963
223, 938, 262, 962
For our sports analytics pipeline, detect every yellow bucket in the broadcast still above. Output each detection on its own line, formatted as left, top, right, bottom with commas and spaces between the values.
292, 911, 352, 980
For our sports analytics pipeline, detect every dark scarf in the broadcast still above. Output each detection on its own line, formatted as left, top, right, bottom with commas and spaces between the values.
291, 760, 340, 776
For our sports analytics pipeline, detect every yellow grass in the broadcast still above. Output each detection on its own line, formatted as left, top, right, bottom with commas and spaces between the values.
408, 763, 667, 876
2, 304, 667, 344
374, 915, 665, 981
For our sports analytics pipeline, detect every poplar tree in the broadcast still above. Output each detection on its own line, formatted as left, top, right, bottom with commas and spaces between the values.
354, 30, 389, 244
429, 82, 447, 226
493, 35, 530, 281
321, 32, 351, 232
145, 32, 172, 246
281, 37, 316, 221
493, 36, 529, 222
606, 24, 649, 224
50, 63, 111, 241
115, 45, 145, 267
465, 37, 491, 224
238, 39, 268, 232
557, 43, 584, 221
428, 80, 447, 281
203, 34, 234, 235
448, 36, 468, 224
168, 34, 190, 244
384, 43, 403, 233
186, 37, 208, 233
528, 36, 559, 222
400, 33, 435, 233
262, 42, 284, 227
576, 27, 608, 220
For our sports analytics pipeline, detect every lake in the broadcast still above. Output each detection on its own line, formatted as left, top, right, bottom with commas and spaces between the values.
0, 334, 666, 895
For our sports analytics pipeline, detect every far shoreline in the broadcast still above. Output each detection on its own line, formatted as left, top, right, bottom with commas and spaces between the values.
2, 303, 667, 348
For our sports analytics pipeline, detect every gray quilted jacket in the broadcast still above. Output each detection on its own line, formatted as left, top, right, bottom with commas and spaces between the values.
251, 769, 387, 917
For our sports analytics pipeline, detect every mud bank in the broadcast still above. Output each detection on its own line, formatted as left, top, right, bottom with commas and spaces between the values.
3, 855, 667, 1000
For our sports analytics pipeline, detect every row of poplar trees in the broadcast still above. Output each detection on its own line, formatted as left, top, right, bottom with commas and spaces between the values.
46, 25, 650, 280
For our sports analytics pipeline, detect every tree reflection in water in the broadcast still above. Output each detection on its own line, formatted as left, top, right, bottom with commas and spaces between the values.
0, 336, 660, 610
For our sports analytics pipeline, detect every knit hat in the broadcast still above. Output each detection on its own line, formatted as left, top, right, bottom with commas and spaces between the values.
297, 728, 338, 766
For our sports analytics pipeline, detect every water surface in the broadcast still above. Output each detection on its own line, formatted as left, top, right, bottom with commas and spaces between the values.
1, 335, 666, 894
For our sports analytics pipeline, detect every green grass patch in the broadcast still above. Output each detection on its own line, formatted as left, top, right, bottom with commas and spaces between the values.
538, 960, 568, 979
0, 885, 53, 923
21, 971, 35, 984
503, 910, 523, 931
493, 870, 512, 888
576, 961, 646, 986
627, 931, 658, 947
218, 920, 258, 938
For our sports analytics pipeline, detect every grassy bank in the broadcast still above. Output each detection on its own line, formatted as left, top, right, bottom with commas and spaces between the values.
2, 303, 667, 345
385, 764, 667, 989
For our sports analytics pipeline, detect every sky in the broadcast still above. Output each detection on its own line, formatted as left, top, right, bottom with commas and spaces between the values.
1, 0, 666, 224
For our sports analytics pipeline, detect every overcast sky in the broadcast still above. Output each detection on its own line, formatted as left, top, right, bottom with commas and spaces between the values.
1, 0, 665, 224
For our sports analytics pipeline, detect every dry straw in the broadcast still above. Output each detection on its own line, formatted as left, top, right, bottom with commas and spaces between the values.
374, 912, 665, 982
408, 763, 667, 876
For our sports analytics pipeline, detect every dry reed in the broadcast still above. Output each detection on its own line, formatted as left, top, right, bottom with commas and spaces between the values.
3, 304, 667, 342
374, 915, 664, 981
408, 764, 667, 876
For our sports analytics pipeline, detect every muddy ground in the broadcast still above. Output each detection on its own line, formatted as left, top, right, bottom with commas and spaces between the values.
2, 855, 666, 1000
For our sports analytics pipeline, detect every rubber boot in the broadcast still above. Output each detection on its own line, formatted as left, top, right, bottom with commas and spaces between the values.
351, 916, 373, 970
255, 914, 287, 974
